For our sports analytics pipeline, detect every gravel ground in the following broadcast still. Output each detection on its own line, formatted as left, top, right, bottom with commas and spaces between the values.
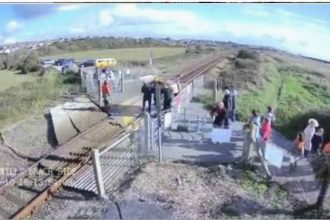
0, 143, 29, 187
2, 114, 56, 158
33, 161, 297, 219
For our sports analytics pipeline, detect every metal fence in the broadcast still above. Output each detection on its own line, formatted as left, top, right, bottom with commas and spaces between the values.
92, 113, 161, 198
80, 67, 124, 106
91, 77, 207, 198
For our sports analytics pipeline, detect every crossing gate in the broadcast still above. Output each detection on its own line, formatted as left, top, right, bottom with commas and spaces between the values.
80, 67, 124, 106
64, 116, 152, 196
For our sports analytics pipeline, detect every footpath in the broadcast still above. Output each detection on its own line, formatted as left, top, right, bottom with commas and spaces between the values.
162, 79, 320, 206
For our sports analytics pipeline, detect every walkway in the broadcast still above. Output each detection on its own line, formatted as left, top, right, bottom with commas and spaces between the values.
162, 80, 320, 205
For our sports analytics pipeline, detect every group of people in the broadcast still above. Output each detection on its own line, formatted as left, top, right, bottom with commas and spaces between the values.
241, 105, 330, 178
241, 107, 276, 179
211, 87, 238, 128
141, 78, 181, 113
290, 119, 329, 169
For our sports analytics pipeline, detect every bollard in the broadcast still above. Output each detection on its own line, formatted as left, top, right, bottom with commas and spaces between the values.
92, 149, 105, 199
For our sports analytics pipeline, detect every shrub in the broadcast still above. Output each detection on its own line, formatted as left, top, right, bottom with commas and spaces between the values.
234, 58, 258, 70
62, 71, 80, 84
277, 110, 330, 143
237, 49, 260, 60
19, 53, 42, 74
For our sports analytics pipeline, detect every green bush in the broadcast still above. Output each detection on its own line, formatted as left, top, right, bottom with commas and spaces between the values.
19, 53, 42, 74
62, 71, 80, 84
234, 58, 258, 70
237, 49, 260, 60
278, 110, 330, 143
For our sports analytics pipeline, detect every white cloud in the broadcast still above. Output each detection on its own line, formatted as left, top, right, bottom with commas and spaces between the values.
92, 4, 330, 60
110, 4, 217, 35
3, 37, 17, 44
99, 10, 114, 27
6, 20, 22, 33
58, 4, 85, 11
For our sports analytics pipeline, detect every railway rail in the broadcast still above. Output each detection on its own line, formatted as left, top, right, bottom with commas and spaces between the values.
0, 54, 228, 219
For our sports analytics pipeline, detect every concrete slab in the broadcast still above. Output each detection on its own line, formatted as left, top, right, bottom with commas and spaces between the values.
163, 121, 244, 164
50, 97, 107, 145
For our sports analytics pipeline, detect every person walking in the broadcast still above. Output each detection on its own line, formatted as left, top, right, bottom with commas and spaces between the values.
303, 119, 319, 158
101, 80, 112, 115
290, 132, 305, 169
241, 110, 259, 164
222, 89, 232, 128
162, 85, 173, 111
141, 82, 152, 113
264, 106, 276, 125
322, 140, 330, 153
311, 128, 324, 154
260, 117, 272, 158
211, 101, 227, 128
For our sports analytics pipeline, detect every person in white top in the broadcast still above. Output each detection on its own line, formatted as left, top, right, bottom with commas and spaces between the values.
303, 118, 319, 158
264, 106, 276, 125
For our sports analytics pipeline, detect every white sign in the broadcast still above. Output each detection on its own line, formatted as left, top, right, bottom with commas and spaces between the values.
164, 112, 172, 129
265, 143, 284, 168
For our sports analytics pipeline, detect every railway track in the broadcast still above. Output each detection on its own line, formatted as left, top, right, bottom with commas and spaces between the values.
0, 54, 228, 219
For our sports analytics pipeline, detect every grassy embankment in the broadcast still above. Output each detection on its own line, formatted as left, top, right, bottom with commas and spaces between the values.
0, 69, 79, 130
237, 54, 330, 142
0, 70, 35, 92
197, 49, 330, 142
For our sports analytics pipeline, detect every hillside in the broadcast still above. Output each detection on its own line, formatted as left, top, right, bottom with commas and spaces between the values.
205, 48, 330, 143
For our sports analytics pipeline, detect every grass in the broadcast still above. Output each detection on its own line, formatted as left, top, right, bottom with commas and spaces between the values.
236, 56, 330, 140
42, 47, 185, 61
236, 60, 282, 121
0, 70, 36, 92
0, 69, 79, 130
195, 50, 330, 141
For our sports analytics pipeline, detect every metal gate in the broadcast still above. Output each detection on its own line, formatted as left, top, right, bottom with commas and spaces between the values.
80, 67, 124, 106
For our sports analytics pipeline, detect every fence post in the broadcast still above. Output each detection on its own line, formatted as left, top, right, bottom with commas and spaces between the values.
92, 149, 105, 199
121, 70, 124, 93
144, 112, 150, 153
155, 84, 163, 163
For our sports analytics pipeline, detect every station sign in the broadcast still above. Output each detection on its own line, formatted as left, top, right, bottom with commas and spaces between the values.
95, 58, 117, 68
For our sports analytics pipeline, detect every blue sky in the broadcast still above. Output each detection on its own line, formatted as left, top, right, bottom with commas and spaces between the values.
1, 3, 330, 60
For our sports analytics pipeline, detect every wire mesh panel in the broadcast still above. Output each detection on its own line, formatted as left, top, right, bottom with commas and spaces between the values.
81, 67, 124, 105
81, 67, 100, 104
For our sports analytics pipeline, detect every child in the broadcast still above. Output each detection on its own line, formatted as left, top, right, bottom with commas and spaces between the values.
290, 132, 305, 170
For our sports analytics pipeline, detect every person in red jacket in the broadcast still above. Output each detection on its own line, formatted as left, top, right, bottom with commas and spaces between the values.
260, 117, 272, 159
101, 80, 112, 114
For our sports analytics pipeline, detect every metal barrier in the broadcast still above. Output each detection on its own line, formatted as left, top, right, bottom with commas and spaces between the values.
91, 74, 210, 199
92, 113, 159, 199
80, 67, 124, 106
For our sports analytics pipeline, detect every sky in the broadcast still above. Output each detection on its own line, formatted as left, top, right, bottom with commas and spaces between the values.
1, 3, 330, 60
